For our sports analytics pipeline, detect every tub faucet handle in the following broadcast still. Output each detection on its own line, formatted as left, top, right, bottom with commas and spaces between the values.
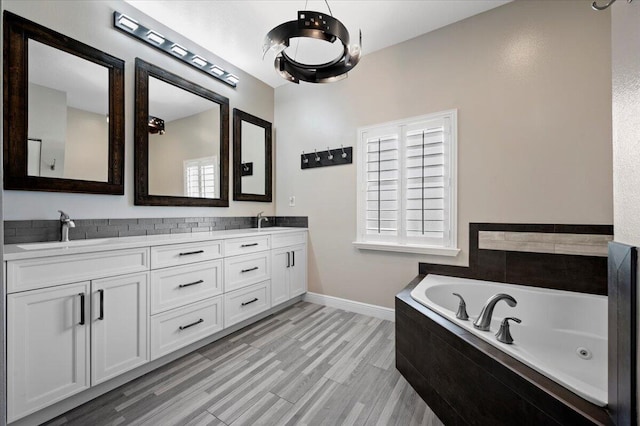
495, 317, 521, 345
452, 293, 469, 321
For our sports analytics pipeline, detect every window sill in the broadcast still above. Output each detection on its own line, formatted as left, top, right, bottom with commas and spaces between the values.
352, 241, 460, 256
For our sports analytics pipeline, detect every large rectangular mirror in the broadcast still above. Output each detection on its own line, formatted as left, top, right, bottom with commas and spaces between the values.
135, 58, 229, 206
3, 11, 125, 194
233, 109, 272, 202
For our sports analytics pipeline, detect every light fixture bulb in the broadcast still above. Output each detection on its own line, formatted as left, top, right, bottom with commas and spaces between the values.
117, 14, 139, 32
226, 74, 239, 85
192, 55, 207, 67
210, 65, 225, 76
146, 31, 165, 45
170, 44, 187, 57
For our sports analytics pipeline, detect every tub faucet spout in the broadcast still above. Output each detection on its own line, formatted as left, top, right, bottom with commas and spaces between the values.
473, 293, 517, 331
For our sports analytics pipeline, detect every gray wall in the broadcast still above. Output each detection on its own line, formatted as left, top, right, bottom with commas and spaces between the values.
611, 0, 640, 419
2, 0, 275, 220
274, 0, 613, 308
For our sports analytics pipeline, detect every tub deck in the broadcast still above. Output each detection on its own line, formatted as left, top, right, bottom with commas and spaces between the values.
396, 275, 612, 426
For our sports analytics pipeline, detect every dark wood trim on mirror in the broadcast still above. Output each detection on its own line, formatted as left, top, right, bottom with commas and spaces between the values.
3, 11, 125, 194
233, 108, 272, 202
134, 58, 230, 207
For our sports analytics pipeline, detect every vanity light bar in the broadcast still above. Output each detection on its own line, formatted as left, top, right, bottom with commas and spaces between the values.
112, 12, 238, 88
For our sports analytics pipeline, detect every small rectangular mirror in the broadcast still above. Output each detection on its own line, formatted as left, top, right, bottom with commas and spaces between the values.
233, 109, 272, 202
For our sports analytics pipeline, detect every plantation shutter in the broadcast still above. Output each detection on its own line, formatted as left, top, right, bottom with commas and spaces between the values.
405, 117, 450, 245
364, 127, 400, 241
356, 110, 456, 252
184, 156, 217, 198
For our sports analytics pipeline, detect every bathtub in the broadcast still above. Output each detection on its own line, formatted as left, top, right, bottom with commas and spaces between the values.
410, 274, 607, 407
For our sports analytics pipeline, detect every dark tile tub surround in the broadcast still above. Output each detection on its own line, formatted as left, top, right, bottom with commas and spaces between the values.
396, 277, 612, 426
419, 223, 613, 295
608, 242, 638, 426
3, 216, 308, 245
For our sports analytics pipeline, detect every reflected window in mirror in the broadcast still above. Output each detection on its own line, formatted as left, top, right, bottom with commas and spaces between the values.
135, 58, 229, 207
233, 109, 272, 202
3, 11, 125, 194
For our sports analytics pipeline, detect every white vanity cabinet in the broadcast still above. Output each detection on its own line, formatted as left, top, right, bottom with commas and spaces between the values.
91, 273, 149, 385
4, 227, 307, 423
7, 271, 149, 422
149, 240, 224, 360
7, 282, 91, 423
271, 232, 308, 305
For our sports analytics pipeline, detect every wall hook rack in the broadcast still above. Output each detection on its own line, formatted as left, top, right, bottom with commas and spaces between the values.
301, 145, 353, 169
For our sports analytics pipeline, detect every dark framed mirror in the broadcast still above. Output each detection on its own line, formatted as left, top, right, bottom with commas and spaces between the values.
134, 58, 230, 206
3, 11, 125, 194
233, 109, 272, 202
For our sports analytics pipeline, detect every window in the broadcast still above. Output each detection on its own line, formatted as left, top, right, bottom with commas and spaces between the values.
354, 110, 459, 256
184, 156, 217, 198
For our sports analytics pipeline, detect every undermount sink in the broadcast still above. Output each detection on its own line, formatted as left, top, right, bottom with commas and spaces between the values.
17, 239, 111, 250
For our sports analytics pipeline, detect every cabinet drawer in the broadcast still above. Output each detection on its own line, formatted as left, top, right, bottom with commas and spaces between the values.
150, 240, 222, 269
271, 231, 307, 249
224, 251, 270, 292
224, 235, 270, 257
6, 248, 149, 293
150, 260, 223, 314
150, 296, 223, 360
224, 281, 271, 327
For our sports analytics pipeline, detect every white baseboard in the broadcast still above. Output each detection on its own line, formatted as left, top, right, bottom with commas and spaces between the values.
303, 292, 395, 322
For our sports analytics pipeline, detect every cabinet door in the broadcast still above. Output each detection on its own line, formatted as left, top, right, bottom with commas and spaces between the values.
289, 244, 307, 298
271, 247, 290, 306
7, 282, 90, 422
91, 273, 149, 385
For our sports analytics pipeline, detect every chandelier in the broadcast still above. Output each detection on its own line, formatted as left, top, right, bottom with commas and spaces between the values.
263, 2, 362, 84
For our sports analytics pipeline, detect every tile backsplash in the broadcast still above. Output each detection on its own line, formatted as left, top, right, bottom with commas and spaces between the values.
4, 216, 308, 245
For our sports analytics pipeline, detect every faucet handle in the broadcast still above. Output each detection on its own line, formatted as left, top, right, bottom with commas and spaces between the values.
452, 293, 469, 320
58, 210, 70, 221
495, 317, 521, 344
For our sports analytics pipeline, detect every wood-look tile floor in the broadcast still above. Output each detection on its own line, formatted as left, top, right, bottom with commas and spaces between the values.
45, 302, 444, 426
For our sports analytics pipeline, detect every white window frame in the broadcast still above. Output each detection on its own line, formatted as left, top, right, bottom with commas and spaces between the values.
183, 156, 217, 198
353, 110, 460, 256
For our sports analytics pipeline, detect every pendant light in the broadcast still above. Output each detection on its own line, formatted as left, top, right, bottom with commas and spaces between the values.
263, 1, 362, 84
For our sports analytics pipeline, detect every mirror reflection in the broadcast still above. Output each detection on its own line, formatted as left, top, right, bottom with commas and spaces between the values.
240, 121, 266, 195
233, 109, 272, 202
147, 77, 221, 198
27, 40, 109, 182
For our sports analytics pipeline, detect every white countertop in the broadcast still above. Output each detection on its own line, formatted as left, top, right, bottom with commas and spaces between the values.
3, 227, 308, 261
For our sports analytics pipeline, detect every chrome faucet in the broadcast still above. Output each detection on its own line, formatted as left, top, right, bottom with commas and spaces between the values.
58, 210, 75, 242
257, 211, 269, 230
473, 293, 517, 331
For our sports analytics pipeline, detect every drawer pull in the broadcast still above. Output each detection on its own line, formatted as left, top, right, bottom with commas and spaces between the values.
178, 280, 204, 289
179, 250, 205, 256
241, 298, 259, 306
78, 293, 86, 325
98, 289, 105, 320
287, 251, 290, 268
241, 266, 259, 273
292, 250, 295, 267
241, 243, 259, 248
179, 318, 204, 330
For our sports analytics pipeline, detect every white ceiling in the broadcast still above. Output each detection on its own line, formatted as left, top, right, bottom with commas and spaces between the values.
125, 0, 511, 88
